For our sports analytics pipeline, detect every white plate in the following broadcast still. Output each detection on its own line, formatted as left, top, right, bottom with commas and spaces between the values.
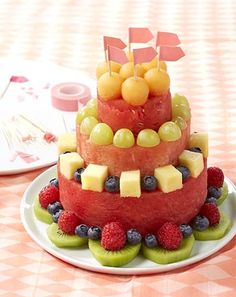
0, 60, 96, 175
20, 165, 236, 275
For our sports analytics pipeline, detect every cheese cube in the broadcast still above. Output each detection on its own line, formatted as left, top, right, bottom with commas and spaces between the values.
59, 152, 84, 180
179, 150, 204, 178
58, 132, 76, 154
154, 165, 183, 193
120, 170, 141, 198
81, 164, 108, 192
188, 132, 208, 157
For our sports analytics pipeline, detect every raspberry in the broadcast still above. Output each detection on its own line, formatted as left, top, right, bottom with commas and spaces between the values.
58, 211, 80, 234
207, 167, 224, 188
200, 203, 220, 226
101, 222, 126, 251
157, 222, 183, 250
39, 185, 60, 209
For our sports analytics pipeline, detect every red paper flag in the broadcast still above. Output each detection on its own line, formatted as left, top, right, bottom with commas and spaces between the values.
10, 76, 29, 83
159, 46, 185, 61
133, 47, 157, 65
107, 46, 128, 65
129, 27, 154, 43
156, 32, 180, 47
103, 36, 126, 50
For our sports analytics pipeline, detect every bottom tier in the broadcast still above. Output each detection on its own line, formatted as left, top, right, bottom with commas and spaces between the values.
58, 163, 207, 236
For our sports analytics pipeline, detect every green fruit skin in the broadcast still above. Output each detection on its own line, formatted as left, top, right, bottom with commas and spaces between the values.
142, 234, 195, 264
47, 223, 87, 248
216, 182, 228, 206
89, 239, 141, 267
193, 212, 231, 241
34, 197, 53, 224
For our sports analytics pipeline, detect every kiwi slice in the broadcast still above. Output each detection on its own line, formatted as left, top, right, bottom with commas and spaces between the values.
47, 223, 87, 248
88, 239, 141, 267
34, 197, 53, 224
142, 234, 195, 264
216, 182, 228, 206
193, 211, 231, 241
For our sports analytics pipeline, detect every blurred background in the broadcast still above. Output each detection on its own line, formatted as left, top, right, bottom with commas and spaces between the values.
0, 0, 236, 179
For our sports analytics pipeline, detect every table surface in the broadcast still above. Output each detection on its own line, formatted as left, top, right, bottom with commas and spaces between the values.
1, 1, 236, 296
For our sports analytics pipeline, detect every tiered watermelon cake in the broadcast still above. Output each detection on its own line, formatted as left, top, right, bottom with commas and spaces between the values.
34, 29, 231, 267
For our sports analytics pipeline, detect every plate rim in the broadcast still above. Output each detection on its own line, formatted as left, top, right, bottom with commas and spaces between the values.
20, 165, 236, 275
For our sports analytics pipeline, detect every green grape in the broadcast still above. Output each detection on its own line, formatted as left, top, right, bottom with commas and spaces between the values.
172, 103, 191, 121
90, 123, 114, 145
86, 98, 98, 108
137, 129, 160, 147
113, 128, 135, 148
172, 93, 190, 108
158, 121, 182, 141
76, 105, 98, 124
172, 116, 187, 130
80, 116, 99, 135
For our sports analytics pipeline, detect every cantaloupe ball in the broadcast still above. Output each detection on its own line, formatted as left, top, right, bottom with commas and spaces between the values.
121, 77, 149, 106
144, 68, 170, 96
97, 72, 123, 101
127, 51, 134, 62
96, 61, 121, 79
142, 59, 167, 72
119, 62, 145, 80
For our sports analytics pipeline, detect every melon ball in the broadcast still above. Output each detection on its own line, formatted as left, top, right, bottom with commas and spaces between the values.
96, 61, 121, 79
97, 72, 123, 101
119, 62, 145, 80
144, 68, 170, 96
121, 77, 149, 106
142, 59, 167, 72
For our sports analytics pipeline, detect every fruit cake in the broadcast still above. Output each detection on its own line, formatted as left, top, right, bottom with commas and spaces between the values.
33, 37, 231, 267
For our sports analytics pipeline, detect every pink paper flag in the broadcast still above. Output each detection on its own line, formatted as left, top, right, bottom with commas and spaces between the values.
103, 36, 126, 50
159, 46, 185, 61
129, 27, 154, 43
133, 47, 157, 65
10, 76, 29, 83
156, 32, 180, 47
107, 46, 128, 65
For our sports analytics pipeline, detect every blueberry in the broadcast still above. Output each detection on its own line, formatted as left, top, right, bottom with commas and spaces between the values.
207, 186, 221, 199
74, 168, 85, 183
52, 209, 63, 223
49, 178, 59, 188
205, 197, 217, 205
191, 215, 209, 231
144, 234, 158, 248
141, 176, 157, 192
47, 201, 63, 215
179, 224, 192, 238
127, 229, 142, 245
188, 147, 202, 153
87, 226, 102, 240
175, 166, 190, 182
75, 224, 89, 238
105, 176, 120, 193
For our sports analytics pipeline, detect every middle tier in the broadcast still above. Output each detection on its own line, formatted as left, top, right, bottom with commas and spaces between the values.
76, 121, 190, 176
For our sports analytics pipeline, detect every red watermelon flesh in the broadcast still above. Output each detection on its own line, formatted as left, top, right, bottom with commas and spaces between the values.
97, 91, 172, 135
58, 161, 207, 236
76, 122, 190, 176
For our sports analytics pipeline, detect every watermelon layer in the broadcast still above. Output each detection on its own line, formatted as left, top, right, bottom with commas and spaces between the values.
58, 161, 207, 236
97, 91, 172, 135
77, 122, 190, 176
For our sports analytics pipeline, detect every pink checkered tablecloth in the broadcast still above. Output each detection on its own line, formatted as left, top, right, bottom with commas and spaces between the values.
1, 1, 236, 296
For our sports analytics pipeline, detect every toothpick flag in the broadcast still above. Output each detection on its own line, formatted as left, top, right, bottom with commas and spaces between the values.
159, 46, 185, 61
107, 46, 128, 65
133, 47, 157, 65
103, 36, 127, 50
156, 32, 180, 47
129, 27, 154, 44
